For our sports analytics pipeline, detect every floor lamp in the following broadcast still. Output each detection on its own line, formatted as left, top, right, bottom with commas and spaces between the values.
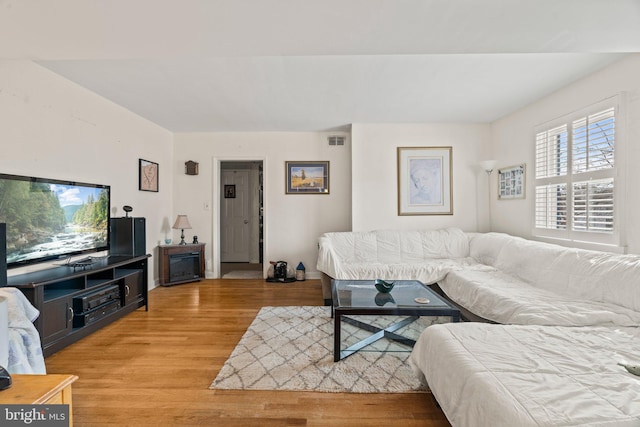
479, 160, 497, 231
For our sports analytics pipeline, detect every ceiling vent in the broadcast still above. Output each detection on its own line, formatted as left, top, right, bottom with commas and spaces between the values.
328, 136, 345, 146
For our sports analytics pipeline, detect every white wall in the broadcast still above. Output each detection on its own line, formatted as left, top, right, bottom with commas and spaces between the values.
351, 123, 491, 232
172, 132, 352, 278
7, 54, 637, 289
0, 60, 174, 287
491, 54, 640, 254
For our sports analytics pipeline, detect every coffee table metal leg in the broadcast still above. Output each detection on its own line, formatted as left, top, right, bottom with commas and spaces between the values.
334, 312, 341, 362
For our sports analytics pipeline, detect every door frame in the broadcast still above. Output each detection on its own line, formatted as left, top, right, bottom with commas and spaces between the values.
212, 156, 266, 278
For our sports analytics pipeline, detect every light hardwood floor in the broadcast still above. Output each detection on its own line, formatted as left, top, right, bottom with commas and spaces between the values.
44, 279, 451, 426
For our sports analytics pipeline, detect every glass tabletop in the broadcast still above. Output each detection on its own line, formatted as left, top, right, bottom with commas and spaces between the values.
333, 279, 452, 310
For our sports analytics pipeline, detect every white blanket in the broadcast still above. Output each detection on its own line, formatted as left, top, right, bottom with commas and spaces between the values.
317, 227, 471, 281
410, 323, 640, 427
439, 268, 640, 326
0, 287, 46, 374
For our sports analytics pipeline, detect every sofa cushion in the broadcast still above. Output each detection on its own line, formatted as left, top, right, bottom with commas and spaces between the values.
439, 268, 640, 326
539, 250, 640, 313
317, 227, 470, 279
471, 232, 640, 314
470, 232, 566, 286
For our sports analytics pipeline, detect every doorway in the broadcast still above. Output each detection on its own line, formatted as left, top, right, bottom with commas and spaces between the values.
219, 161, 263, 278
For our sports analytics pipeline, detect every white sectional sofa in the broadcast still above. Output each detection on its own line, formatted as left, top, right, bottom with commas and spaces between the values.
317, 228, 640, 426
317, 228, 640, 325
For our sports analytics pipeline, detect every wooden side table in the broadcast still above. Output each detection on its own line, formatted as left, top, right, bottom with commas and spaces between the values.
0, 374, 78, 425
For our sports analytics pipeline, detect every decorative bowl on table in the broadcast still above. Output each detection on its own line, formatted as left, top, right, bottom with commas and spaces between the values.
374, 279, 395, 293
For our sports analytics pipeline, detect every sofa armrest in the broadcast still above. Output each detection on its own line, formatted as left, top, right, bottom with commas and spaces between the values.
316, 235, 342, 279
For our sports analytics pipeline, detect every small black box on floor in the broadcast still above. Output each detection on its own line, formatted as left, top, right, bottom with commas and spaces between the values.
110, 217, 146, 257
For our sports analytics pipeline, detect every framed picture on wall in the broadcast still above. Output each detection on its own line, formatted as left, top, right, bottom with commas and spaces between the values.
397, 146, 453, 215
139, 158, 159, 192
224, 184, 236, 198
498, 163, 526, 200
285, 161, 330, 194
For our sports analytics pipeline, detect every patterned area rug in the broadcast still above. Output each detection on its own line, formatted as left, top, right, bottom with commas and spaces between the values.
211, 306, 445, 393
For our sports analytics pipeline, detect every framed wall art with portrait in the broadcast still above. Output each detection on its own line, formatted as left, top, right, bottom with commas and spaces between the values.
397, 146, 452, 215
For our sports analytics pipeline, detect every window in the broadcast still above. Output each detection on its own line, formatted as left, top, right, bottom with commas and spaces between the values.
534, 97, 621, 246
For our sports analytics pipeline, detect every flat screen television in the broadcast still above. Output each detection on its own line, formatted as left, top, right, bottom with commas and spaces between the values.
0, 173, 110, 268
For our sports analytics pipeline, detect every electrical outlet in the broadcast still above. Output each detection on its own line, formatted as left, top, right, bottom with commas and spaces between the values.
203, 201, 210, 211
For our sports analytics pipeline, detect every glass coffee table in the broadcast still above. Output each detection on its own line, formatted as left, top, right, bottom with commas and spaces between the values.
332, 279, 460, 361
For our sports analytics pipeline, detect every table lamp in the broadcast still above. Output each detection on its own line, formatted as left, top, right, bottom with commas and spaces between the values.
172, 215, 192, 245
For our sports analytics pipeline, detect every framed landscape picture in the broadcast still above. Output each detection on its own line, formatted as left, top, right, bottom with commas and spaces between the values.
498, 163, 526, 200
397, 146, 452, 215
285, 161, 330, 194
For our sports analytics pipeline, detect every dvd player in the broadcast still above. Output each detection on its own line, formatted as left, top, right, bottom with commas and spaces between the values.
73, 284, 121, 313
73, 299, 121, 328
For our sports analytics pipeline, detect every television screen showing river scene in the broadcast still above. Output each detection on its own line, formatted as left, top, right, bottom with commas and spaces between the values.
0, 174, 110, 267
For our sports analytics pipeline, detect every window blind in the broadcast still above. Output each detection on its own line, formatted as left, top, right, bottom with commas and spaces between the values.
534, 100, 618, 243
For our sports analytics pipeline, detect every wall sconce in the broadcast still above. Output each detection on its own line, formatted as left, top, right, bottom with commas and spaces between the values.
185, 160, 199, 175
172, 215, 192, 245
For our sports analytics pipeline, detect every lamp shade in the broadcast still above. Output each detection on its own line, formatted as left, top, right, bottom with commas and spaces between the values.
479, 160, 498, 172
172, 215, 192, 230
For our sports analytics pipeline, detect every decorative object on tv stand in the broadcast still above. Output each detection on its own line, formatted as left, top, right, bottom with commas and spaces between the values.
172, 215, 192, 245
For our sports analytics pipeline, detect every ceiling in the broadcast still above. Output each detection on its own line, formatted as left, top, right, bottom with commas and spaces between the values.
1, 0, 639, 132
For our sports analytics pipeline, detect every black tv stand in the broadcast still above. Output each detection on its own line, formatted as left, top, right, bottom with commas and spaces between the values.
8, 254, 150, 357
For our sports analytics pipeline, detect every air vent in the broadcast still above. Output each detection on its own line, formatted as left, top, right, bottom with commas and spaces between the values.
328, 136, 345, 146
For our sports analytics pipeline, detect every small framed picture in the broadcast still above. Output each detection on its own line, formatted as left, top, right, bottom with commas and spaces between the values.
498, 164, 526, 200
224, 184, 236, 198
285, 161, 330, 194
397, 146, 453, 215
139, 159, 159, 192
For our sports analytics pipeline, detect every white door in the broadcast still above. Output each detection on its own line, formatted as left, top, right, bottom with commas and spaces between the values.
221, 170, 251, 262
